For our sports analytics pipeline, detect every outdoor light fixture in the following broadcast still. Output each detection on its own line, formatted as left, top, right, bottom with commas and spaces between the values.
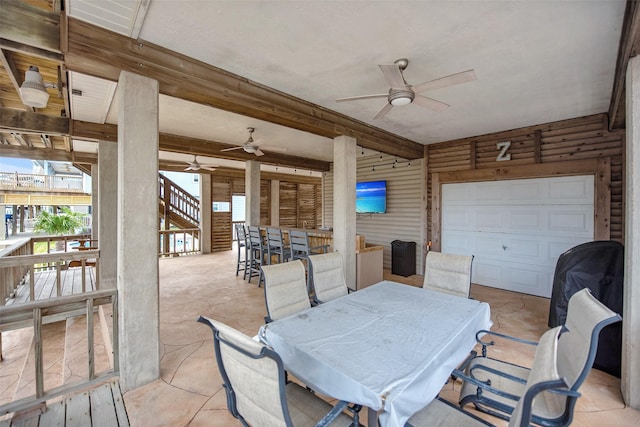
20, 66, 56, 108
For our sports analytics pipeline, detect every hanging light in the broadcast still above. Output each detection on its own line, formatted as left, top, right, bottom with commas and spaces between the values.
20, 66, 53, 108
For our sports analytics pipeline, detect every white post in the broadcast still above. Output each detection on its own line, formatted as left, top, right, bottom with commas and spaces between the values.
333, 135, 357, 288
622, 55, 640, 408
117, 70, 160, 392
200, 173, 212, 254
98, 141, 117, 290
245, 160, 261, 226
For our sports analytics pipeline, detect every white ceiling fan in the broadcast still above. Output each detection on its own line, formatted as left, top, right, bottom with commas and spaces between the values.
183, 155, 218, 171
220, 127, 287, 157
336, 58, 476, 120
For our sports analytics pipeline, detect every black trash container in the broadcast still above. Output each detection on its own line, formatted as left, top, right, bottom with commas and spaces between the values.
391, 240, 416, 277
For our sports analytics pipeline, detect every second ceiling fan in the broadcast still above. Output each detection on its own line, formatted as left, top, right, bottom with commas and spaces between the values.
220, 127, 286, 157
336, 58, 476, 120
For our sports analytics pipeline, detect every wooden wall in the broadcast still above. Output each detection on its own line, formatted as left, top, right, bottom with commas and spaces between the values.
210, 173, 321, 252
426, 113, 625, 251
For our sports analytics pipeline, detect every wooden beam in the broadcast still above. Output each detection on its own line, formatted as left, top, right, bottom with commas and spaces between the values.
0, 0, 60, 55
72, 120, 332, 171
608, 0, 640, 131
0, 107, 69, 134
0, 49, 34, 112
0, 38, 63, 62
159, 163, 321, 184
63, 17, 423, 160
0, 144, 96, 163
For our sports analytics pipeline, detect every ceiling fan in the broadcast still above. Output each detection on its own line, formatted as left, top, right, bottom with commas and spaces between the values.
183, 155, 218, 172
336, 58, 476, 120
220, 127, 286, 157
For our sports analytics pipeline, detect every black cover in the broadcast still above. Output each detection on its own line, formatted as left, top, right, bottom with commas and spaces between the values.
548, 240, 624, 377
391, 240, 416, 277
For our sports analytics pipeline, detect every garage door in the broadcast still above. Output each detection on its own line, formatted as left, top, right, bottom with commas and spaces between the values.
441, 175, 594, 297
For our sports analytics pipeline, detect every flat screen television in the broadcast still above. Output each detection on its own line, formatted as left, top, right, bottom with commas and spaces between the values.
356, 180, 387, 213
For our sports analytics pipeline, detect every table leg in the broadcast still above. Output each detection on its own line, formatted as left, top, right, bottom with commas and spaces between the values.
367, 407, 378, 427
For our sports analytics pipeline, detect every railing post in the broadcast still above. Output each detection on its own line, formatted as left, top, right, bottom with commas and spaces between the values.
34, 307, 44, 398
87, 298, 95, 380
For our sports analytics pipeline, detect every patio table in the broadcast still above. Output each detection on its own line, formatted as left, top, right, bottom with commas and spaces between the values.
259, 280, 492, 427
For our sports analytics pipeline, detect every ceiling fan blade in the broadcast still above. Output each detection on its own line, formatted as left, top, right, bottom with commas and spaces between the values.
379, 64, 406, 89
185, 166, 196, 171
412, 69, 477, 94
372, 103, 393, 120
254, 149, 265, 157
413, 95, 450, 112
261, 145, 287, 153
336, 93, 388, 103
220, 146, 245, 152
201, 166, 217, 171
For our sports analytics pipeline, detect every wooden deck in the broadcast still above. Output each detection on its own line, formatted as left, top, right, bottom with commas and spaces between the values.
0, 381, 128, 427
5, 267, 97, 305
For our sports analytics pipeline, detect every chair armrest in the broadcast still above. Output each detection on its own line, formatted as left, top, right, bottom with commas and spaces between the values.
309, 244, 330, 254
452, 366, 526, 403
476, 329, 538, 357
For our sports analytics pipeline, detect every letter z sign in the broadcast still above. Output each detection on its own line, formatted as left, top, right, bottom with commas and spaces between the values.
496, 141, 511, 161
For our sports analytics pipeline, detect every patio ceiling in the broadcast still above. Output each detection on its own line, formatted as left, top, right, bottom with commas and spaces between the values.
1, 0, 638, 174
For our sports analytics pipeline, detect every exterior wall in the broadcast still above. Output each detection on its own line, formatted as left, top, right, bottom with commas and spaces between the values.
426, 113, 625, 250
324, 154, 424, 273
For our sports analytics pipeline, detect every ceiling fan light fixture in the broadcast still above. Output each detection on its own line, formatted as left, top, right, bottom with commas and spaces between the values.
20, 66, 50, 108
389, 90, 414, 106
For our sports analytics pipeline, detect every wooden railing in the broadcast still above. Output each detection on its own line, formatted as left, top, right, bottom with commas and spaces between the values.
0, 234, 92, 304
0, 289, 118, 415
159, 228, 200, 257
0, 172, 84, 193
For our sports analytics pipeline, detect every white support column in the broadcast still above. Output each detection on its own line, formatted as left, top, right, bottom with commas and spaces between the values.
245, 160, 261, 226
98, 141, 117, 290
200, 173, 212, 254
117, 70, 160, 392
333, 135, 357, 288
623, 55, 640, 409
270, 179, 280, 226
91, 163, 99, 242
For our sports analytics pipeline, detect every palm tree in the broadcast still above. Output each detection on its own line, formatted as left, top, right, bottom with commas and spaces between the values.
33, 207, 85, 251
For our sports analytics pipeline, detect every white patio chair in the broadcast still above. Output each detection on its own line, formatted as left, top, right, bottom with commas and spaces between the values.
262, 260, 311, 323
422, 251, 473, 298
308, 252, 350, 304
457, 288, 621, 426
197, 316, 355, 427
407, 325, 568, 427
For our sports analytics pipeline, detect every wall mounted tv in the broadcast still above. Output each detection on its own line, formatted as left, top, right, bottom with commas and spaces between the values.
356, 180, 387, 214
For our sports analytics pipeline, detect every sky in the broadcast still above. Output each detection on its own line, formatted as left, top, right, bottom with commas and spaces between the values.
0, 157, 33, 173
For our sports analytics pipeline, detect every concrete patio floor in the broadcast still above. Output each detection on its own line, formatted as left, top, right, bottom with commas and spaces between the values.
122, 249, 640, 426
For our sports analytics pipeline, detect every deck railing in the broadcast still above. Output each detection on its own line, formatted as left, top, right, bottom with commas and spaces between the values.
0, 172, 84, 193
0, 289, 118, 415
159, 228, 200, 257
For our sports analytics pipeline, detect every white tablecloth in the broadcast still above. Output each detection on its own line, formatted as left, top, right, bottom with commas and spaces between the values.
259, 280, 492, 427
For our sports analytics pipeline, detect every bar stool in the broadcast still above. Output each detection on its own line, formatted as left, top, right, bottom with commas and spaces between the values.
288, 229, 329, 292
266, 227, 291, 264
234, 223, 249, 278
247, 225, 267, 286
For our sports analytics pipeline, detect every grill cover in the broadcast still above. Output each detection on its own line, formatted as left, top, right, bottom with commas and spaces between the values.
548, 240, 624, 377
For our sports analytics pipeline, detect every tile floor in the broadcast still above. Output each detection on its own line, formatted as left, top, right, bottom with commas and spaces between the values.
120, 250, 639, 426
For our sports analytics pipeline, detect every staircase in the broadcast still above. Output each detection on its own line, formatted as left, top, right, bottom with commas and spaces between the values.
158, 174, 200, 230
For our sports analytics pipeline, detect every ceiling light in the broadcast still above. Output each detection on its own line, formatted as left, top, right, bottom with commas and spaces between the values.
389, 89, 414, 106
20, 66, 54, 108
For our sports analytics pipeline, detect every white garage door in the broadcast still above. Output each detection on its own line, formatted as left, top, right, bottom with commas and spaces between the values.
441, 175, 594, 297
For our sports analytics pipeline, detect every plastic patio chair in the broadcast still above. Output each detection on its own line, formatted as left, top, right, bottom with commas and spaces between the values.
407, 326, 569, 427
197, 316, 356, 427
262, 260, 311, 323
422, 251, 474, 298
308, 252, 350, 304
456, 288, 621, 426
